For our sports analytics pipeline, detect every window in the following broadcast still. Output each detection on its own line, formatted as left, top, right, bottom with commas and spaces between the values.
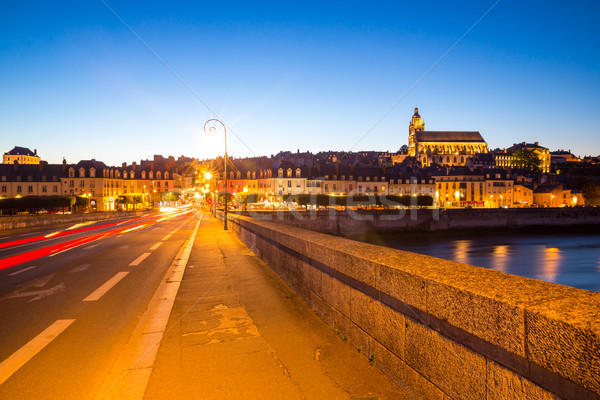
1, 186, 6, 192
53, 186, 58, 193
28, 176, 33, 182
17, 186, 22, 193
16, 176, 22, 182
80, 180, 85, 187
28, 186, 33, 193
42, 185, 47, 193
69, 180, 74, 187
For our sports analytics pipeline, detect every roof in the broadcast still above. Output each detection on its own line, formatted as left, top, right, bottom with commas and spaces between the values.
415, 131, 486, 143
533, 184, 562, 194
0, 163, 65, 180
4, 146, 37, 156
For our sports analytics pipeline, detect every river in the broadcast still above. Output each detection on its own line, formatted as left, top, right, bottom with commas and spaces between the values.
361, 229, 600, 293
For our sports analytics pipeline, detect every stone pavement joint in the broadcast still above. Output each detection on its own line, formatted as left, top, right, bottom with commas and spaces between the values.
144, 210, 406, 400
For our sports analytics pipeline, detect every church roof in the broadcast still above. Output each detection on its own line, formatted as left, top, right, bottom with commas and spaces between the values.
415, 131, 486, 143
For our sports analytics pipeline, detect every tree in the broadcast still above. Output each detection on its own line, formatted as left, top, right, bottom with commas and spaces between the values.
511, 149, 540, 171
583, 182, 600, 205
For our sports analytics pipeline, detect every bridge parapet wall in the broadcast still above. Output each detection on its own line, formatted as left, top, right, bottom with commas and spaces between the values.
229, 215, 600, 400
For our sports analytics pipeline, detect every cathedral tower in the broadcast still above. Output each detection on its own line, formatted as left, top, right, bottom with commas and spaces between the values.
408, 108, 424, 156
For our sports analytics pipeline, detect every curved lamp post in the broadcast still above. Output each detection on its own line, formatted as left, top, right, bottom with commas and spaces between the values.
204, 119, 228, 230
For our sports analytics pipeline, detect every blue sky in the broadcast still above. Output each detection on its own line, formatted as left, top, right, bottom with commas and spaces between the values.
1, 0, 599, 165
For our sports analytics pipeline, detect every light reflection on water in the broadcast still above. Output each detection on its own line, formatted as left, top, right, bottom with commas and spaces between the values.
491, 245, 509, 274
366, 231, 600, 293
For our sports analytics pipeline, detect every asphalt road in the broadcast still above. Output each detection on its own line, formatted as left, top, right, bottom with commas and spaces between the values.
0, 210, 199, 399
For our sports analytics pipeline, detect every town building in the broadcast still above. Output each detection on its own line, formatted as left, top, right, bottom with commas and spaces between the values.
494, 142, 551, 173
3, 146, 41, 165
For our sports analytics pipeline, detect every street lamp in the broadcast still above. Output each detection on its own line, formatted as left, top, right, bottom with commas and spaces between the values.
204, 119, 228, 230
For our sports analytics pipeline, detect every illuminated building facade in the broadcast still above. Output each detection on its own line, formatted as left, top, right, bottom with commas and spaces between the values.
494, 142, 551, 173
408, 108, 490, 167
3, 146, 41, 165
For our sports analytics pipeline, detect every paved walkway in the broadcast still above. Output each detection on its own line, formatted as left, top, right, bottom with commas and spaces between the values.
143, 210, 406, 399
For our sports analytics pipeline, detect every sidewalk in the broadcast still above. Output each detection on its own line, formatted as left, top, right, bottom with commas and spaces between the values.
144, 210, 406, 400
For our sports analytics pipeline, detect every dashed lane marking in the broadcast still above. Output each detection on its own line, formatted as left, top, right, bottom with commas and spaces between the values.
83, 272, 129, 302
149, 242, 163, 250
0, 319, 75, 386
69, 264, 91, 273
8, 266, 37, 276
129, 252, 151, 266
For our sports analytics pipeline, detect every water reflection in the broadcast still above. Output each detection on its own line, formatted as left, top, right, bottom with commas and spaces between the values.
541, 247, 561, 283
454, 240, 471, 265
367, 231, 600, 292
492, 245, 509, 273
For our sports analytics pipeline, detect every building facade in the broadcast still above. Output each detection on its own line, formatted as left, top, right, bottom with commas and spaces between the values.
3, 147, 41, 165
408, 108, 490, 167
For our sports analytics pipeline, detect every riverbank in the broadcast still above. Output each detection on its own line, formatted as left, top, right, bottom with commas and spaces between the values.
358, 228, 600, 293
235, 206, 600, 237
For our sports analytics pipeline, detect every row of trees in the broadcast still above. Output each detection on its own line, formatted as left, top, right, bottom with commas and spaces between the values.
233, 193, 434, 208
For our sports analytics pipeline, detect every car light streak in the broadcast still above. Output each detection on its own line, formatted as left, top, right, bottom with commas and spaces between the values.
0, 210, 194, 271
0, 215, 159, 250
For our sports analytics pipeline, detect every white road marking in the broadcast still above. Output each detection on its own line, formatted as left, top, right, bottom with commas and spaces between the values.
96, 214, 202, 399
161, 234, 172, 241
84, 243, 101, 250
8, 266, 37, 276
83, 272, 129, 302
149, 242, 163, 250
0, 319, 75, 386
129, 252, 151, 266
69, 264, 91, 273
49, 247, 76, 257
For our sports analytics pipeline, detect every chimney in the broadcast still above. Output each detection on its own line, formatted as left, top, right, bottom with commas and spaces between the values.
13, 159, 18, 172
34, 149, 37, 155
122, 162, 127, 169
132, 161, 137, 170
39, 161, 46, 171
62, 158, 67, 172
534, 142, 539, 146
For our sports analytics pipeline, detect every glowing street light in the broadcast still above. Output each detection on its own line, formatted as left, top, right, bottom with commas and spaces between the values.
204, 119, 228, 230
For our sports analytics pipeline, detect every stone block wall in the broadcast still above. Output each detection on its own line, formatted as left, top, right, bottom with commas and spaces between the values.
229, 215, 600, 400
230, 207, 600, 236
0, 211, 145, 231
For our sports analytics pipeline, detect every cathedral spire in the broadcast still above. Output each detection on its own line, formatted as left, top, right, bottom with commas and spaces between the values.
408, 107, 424, 157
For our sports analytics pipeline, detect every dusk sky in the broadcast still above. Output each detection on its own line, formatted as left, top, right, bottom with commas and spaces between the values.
1, 1, 599, 166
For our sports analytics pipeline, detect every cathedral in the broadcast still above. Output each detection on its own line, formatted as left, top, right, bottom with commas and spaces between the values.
408, 108, 489, 167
